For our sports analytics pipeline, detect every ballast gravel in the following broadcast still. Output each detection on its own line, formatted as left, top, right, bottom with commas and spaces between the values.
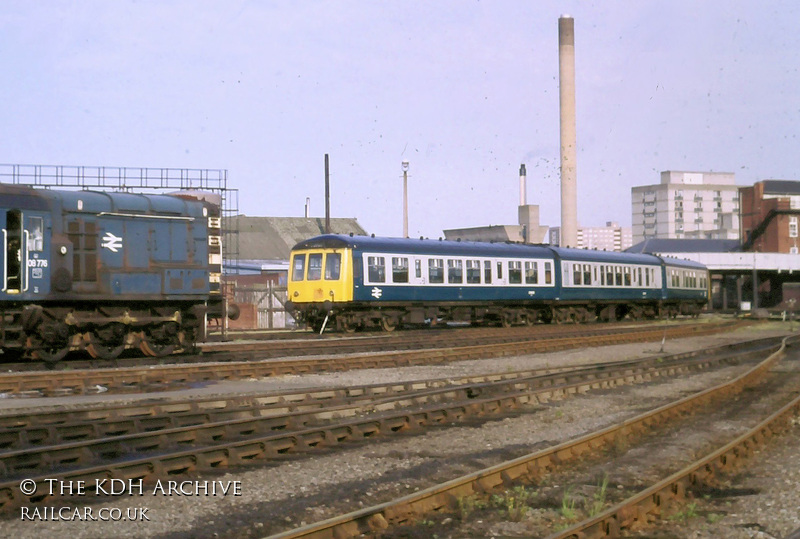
0, 322, 797, 539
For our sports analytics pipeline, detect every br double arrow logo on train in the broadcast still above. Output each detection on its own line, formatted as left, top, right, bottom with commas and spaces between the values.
101, 232, 123, 253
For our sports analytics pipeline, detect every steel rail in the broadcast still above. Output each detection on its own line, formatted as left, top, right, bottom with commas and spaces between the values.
546, 336, 800, 538
2, 321, 700, 374
0, 336, 780, 451
260, 336, 793, 539
0, 323, 736, 396
0, 338, 777, 511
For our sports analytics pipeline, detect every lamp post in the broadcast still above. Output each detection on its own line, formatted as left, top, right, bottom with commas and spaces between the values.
402, 160, 409, 238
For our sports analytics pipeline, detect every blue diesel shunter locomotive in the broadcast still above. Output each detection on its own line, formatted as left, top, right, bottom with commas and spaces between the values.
0, 184, 222, 362
286, 234, 709, 332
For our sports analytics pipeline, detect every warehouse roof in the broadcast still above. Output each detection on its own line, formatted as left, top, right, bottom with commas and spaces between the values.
235, 216, 367, 260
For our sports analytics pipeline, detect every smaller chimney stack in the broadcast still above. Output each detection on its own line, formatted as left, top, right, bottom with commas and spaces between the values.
304, 197, 310, 218
519, 164, 527, 206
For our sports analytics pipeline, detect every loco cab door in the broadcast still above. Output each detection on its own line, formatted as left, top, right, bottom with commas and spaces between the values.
2, 209, 26, 294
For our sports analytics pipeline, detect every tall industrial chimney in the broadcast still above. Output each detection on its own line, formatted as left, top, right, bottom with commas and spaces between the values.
558, 15, 578, 248
519, 163, 527, 206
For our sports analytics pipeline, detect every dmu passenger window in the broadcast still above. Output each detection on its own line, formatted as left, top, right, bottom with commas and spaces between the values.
614, 266, 622, 286
307, 254, 323, 280
429, 259, 444, 283
606, 266, 614, 287
415, 259, 422, 279
573, 264, 581, 285
466, 260, 481, 284
583, 264, 591, 286
448, 260, 463, 284
484, 260, 492, 284
392, 257, 409, 283
367, 256, 386, 283
291, 254, 306, 281
544, 262, 552, 284
325, 253, 341, 280
525, 261, 538, 284
624, 267, 631, 287
508, 261, 522, 284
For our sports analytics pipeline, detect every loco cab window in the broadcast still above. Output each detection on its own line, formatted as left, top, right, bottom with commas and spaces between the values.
27, 216, 44, 252
291, 254, 306, 281
325, 253, 341, 280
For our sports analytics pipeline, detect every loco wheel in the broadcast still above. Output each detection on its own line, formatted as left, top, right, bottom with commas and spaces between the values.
28, 336, 70, 366
139, 325, 178, 357
85, 323, 127, 360
86, 333, 125, 359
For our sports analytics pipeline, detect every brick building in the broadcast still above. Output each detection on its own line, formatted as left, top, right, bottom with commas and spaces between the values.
739, 180, 800, 254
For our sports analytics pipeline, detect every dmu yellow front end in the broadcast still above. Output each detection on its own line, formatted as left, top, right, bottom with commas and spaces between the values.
286, 239, 353, 331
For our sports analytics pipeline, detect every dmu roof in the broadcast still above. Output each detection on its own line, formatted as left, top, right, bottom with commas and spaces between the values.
293, 234, 555, 258
549, 247, 661, 265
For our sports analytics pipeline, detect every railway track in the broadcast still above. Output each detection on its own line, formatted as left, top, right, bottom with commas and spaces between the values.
1, 320, 736, 374
0, 321, 739, 396
0, 334, 782, 512
261, 334, 799, 539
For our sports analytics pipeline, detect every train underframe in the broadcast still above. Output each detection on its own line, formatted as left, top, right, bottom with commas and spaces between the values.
0, 300, 208, 364
291, 299, 705, 333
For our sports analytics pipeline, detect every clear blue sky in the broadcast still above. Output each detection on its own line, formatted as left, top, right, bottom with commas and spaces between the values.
2, 1, 799, 238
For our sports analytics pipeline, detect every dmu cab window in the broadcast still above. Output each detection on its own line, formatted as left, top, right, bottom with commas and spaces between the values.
392, 257, 409, 283
367, 256, 386, 283
307, 254, 323, 280
291, 255, 306, 281
448, 259, 463, 283
544, 262, 552, 284
325, 253, 341, 280
429, 259, 444, 283
508, 261, 522, 284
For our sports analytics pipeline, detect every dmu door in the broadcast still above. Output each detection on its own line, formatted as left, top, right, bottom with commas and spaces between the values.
2, 208, 48, 297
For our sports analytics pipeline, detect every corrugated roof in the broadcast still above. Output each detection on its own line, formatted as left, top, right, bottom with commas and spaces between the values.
626, 238, 740, 254
236, 216, 366, 260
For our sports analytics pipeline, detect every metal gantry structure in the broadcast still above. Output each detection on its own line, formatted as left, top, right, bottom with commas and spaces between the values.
0, 163, 240, 270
